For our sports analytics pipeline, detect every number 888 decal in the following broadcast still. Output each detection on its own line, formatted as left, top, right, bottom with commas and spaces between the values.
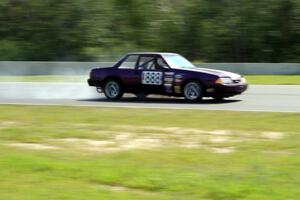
142, 71, 163, 85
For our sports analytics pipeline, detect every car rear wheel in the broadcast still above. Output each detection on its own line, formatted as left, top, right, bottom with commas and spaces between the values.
104, 80, 123, 100
183, 81, 203, 102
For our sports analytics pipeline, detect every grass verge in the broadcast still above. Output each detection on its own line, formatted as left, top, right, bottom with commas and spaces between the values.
245, 75, 300, 85
0, 105, 299, 199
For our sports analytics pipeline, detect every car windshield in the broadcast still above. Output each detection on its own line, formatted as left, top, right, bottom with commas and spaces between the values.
163, 54, 196, 69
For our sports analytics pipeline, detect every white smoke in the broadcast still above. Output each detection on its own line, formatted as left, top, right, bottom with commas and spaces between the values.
0, 61, 111, 100
0, 82, 100, 99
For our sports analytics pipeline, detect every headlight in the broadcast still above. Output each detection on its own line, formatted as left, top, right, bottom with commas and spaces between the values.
215, 77, 233, 85
241, 77, 247, 84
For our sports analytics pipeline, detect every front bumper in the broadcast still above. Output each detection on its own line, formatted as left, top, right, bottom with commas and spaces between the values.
207, 84, 248, 97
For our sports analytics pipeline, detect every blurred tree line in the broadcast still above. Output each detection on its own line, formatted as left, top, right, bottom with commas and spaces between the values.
0, 0, 299, 62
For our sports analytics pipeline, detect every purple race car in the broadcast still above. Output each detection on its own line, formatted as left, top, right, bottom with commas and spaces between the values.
88, 52, 248, 102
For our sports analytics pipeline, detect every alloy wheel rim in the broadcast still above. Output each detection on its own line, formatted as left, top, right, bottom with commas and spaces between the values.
105, 81, 119, 98
184, 82, 200, 100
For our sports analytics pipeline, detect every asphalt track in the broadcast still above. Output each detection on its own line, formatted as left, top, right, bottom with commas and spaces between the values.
0, 82, 299, 112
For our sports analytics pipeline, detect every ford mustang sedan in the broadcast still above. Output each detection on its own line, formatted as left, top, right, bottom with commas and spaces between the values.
88, 52, 248, 102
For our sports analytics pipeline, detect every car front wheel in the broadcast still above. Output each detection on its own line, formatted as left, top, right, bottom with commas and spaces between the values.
104, 80, 123, 100
183, 81, 203, 102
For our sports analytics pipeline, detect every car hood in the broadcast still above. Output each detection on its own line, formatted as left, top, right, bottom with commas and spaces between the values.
180, 67, 242, 80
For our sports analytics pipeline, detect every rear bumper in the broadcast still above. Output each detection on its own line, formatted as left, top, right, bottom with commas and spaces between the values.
87, 79, 101, 87
207, 84, 248, 97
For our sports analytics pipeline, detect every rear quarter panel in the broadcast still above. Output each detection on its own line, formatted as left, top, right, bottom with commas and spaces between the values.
91, 67, 119, 85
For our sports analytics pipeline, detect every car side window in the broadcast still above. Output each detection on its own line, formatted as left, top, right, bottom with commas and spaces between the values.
119, 55, 138, 69
157, 57, 169, 69
138, 56, 158, 70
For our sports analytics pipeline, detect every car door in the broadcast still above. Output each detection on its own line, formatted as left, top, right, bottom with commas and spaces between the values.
117, 55, 141, 92
137, 55, 165, 94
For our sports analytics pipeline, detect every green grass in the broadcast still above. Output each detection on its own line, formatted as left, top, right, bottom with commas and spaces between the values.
0, 105, 299, 199
245, 75, 300, 85
0, 75, 300, 85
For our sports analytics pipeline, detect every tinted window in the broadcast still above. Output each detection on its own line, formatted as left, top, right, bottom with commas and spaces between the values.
157, 57, 169, 69
119, 55, 138, 69
138, 56, 157, 70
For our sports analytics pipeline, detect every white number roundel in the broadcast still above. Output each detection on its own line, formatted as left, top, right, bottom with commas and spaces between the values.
142, 71, 163, 85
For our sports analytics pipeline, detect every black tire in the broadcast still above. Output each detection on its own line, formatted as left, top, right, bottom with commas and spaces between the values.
103, 79, 123, 100
183, 81, 203, 102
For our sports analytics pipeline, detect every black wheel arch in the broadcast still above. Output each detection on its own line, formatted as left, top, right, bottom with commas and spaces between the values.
103, 76, 124, 86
